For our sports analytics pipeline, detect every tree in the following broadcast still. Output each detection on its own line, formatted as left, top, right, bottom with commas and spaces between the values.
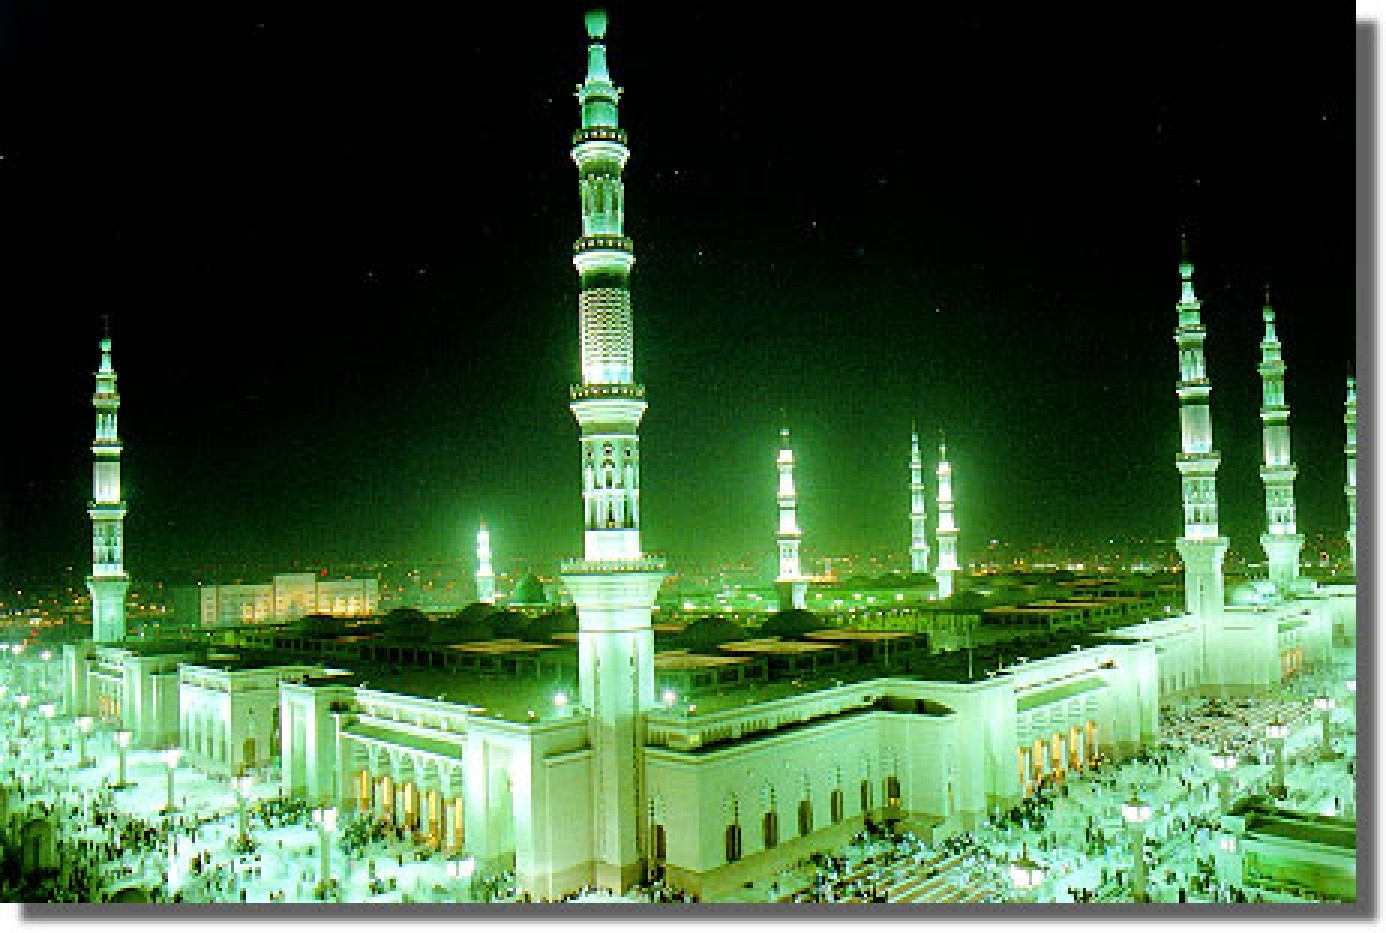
760, 608, 820, 639
382, 606, 431, 640
487, 610, 529, 640
297, 614, 346, 638
526, 609, 578, 642
674, 616, 747, 652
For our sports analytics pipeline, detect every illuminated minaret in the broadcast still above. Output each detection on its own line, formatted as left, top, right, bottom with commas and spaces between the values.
1173, 240, 1228, 620
774, 426, 808, 610
88, 330, 129, 644
935, 437, 959, 599
558, 8, 664, 892
1256, 289, 1303, 587
1344, 374, 1357, 574
475, 520, 496, 604
909, 426, 929, 575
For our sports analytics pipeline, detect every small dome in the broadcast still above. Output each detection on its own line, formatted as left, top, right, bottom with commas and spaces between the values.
1228, 579, 1281, 607
509, 573, 549, 606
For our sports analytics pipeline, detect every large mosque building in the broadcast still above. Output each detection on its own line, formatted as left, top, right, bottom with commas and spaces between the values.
54, 8, 1354, 902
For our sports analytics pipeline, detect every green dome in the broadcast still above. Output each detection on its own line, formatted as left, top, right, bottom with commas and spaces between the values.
509, 573, 549, 606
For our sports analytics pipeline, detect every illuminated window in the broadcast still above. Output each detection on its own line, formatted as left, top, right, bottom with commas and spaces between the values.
885, 776, 901, 808
762, 810, 778, 849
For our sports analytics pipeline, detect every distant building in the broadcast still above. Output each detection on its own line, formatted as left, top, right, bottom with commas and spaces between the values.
171, 573, 379, 628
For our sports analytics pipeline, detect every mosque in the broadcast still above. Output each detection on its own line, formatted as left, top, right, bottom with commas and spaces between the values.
54, 8, 1355, 901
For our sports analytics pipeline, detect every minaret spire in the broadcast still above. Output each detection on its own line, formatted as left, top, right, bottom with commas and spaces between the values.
775, 424, 808, 610
935, 434, 959, 599
558, 8, 665, 895
1172, 241, 1229, 620
89, 330, 129, 643
475, 519, 496, 605
1345, 372, 1357, 574
909, 426, 929, 575
1257, 288, 1303, 587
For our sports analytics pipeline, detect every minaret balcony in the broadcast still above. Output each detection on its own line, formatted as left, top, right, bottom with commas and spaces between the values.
574, 234, 634, 255
572, 126, 627, 147
571, 383, 644, 402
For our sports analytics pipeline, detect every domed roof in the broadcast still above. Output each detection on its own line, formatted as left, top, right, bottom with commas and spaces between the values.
509, 573, 549, 606
1228, 579, 1281, 608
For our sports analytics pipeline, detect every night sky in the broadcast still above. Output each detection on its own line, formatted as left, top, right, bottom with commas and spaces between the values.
0, 3, 1357, 586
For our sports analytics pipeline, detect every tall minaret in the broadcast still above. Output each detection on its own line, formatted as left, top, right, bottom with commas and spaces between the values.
935, 436, 959, 599
1344, 373, 1357, 574
88, 329, 129, 644
909, 426, 930, 575
774, 425, 808, 610
558, 8, 664, 893
1256, 288, 1303, 587
1173, 239, 1229, 620
475, 520, 496, 604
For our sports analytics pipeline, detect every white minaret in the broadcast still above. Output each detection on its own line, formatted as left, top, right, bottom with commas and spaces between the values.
774, 425, 808, 610
1173, 240, 1229, 620
1344, 373, 1357, 574
475, 520, 496, 604
558, 8, 664, 893
935, 436, 959, 599
909, 426, 929, 575
88, 330, 129, 644
1256, 288, 1303, 587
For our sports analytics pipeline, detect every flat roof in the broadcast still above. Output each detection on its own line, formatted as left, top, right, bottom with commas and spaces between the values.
803, 630, 915, 642
719, 638, 839, 655
448, 640, 559, 655
654, 651, 754, 671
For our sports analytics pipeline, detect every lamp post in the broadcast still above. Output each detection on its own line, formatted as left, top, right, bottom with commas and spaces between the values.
163, 748, 182, 813
447, 856, 477, 903
1121, 791, 1152, 903
232, 775, 252, 847
38, 702, 55, 751
76, 715, 93, 767
1008, 842, 1046, 903
1313, 695, 1336, 760
114, 729, 132, 788
39, 649, 52, 699
1265, 718, 1289, 798
312, 806, 337, 900
1209, 747, 1238, 814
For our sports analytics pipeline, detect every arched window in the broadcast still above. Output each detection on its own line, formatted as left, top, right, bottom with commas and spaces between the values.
860, 779, 873, 814
830, 789, 844, 823
797, 798, 813, 836
724, 822, 742, 863
762, 810, 779, 849
885, 775, 901, 808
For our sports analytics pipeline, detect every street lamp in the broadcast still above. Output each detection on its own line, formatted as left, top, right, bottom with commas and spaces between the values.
1265, 717, 1290, 798
1313, 695, 1336, 760
232, 775, 252, 847
447, 856, 477, 903
1121, 790, 1152, 903
163, 748, 182, 813
1008, 842, 1046, 902
114, 729, 132, 788
38, 701, 55, 750
38, 650, 51, 698
1209, 746, 1238, 814
76, 715, 93, 767
552, 692, 570, 717
312, 806, 337, 900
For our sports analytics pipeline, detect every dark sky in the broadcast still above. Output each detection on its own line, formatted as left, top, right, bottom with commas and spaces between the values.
0, 3, 1357, 585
